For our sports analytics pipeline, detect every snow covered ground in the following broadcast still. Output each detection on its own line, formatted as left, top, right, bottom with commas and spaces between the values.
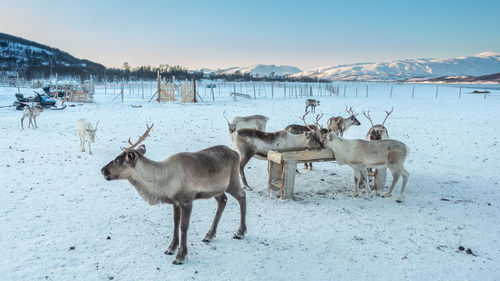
1, 82, 499, 280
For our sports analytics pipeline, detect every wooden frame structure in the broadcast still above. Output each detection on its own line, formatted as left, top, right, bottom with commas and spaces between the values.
267, 149, 335, 199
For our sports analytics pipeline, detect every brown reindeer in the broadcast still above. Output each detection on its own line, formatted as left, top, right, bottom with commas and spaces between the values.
101, 124, 247, 264
326, 106, 361, 137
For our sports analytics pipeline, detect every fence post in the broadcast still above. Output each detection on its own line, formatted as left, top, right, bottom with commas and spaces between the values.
271, 81, 274, 98
435, 85, 438, 99
412, 86, 415, 99
121, 77, 125, 102
366, 85, 368, 98
253, 82, 256, 99
355, 87, 358, 97
390, 86, 393, 98
284, 82, 286, 98
458, 86, 462, 99
343, 84, 346, 97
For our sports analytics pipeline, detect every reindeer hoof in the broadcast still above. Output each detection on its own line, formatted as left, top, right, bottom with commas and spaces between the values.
351, 192, 359, 197
164, 245, 177, 255
382, 193, 392, 198
396, 196, 405, 203
233, 233, 244, 240
172, 257, 185, 265
202, 236, 215, 243
243, 185, 253, 191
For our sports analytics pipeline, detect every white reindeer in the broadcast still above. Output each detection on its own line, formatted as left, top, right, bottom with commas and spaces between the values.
21, 106, 43, 130
314, 117, 409, 201
76, 119, 98, 154
223, 111, 269, 134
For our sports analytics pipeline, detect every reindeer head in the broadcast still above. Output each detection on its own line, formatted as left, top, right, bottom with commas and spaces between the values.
363, 108, 392, 140
346, 106, 361, 126
302, 112, 326, 149
223, 111, 237, 133
101, 124, 152, 181
86, 121, 99, 143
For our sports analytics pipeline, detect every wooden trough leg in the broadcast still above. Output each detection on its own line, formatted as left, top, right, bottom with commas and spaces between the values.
281, 159, 298, 199
268, 161, 283, 196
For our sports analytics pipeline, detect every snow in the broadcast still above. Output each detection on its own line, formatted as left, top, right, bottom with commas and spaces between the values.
293, 52, 500, 81
1, 82, 499, 280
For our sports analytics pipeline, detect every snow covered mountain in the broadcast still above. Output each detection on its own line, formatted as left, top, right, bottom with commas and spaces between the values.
293, 52, 500, 81
0, 32, 105, 77
202, 64, 302, 77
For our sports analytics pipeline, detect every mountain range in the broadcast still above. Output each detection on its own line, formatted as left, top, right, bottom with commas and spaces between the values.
1, 32, 499, 81
291, 52, 500, 81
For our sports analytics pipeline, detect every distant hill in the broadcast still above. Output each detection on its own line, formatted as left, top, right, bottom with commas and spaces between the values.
0, 32, 106, 79
202, 64, 302, 77
292, 52, 500, 81
406, 72, 500, 84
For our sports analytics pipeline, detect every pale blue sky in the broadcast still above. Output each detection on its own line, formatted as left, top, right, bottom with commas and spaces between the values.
1, 0, 499, 70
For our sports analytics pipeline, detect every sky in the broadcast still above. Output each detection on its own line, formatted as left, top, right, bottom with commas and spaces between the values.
1, 0, 499, 71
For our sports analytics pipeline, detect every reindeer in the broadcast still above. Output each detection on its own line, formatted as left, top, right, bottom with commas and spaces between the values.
326, 106, 361, 137
76, 119, 98, 154
362, 108, 393, 193
305, 99, 320, 113
101, 125, 247, 265
231, 126, 323, 189
318, 118, 409, 202
21, 106, 43, 130
283, 113, 328, 170
223, 111, 269, 134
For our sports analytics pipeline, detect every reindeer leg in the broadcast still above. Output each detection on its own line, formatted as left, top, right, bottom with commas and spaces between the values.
239, 153, 253, 190
227, 187, 247, 239
396, 168, 410, 202
360, 167, 372, 199
21, 117, 24, 130
34, 117, 37, 128
203, 193, 227, 242
165, 204, 180, 255
383, 168, 400, 198
351, 166, 360, 197
172, 202, 192, 265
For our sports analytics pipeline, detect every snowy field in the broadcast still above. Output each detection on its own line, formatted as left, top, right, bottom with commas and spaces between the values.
1, 82, 499, 280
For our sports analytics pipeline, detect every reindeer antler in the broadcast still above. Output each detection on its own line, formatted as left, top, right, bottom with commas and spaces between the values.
346, 106, 358, 117
381, 107, 394, 126
95, 121, 99, 130
223, 110, 230, 125
362, 110, 374, 128
301, 112, 316, 132
121, 124, 154, 152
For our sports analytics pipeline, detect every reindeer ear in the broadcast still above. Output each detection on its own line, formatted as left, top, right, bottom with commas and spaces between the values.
125, 151, 136, 163
137, 144, 146, 155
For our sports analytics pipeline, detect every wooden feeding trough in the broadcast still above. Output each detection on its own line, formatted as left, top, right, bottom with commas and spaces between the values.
267, 149, 335, 199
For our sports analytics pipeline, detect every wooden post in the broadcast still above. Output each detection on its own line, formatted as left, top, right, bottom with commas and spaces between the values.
458, 86, 462, 99
172, 76, 176, 100
343, 84, 346, 97
193, 79, 197, 103
284, 82, 286, 98
435, 85, 438, 99
355, 87, 358, 97
253, 82, 256, 99
141, 81, 144, 99
157, 71, 161, 102
390, 86, 393, 98
412, 86, 415, 98
211, 85, 215, 101
16, 72, 20, 93
366, 85, 368, 98
271, 81, 274, 98
310, 85, 313, 97
121, 77, 125, 102
282, 159, 297, 199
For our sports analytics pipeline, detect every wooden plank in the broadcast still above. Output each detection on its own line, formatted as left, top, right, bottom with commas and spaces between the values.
267, 150, 283, 163
269, 149, 334, 162
282, 159, 297, 199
